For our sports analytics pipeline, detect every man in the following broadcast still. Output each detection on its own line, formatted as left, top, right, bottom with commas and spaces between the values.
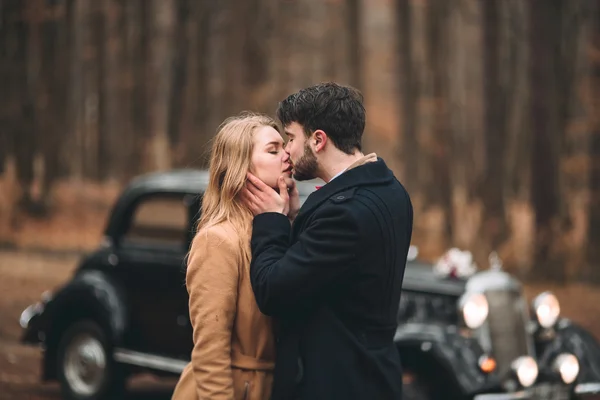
242, 82, 413, 399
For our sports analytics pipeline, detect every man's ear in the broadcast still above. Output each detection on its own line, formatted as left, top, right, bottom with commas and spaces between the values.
313, 129, 327, 153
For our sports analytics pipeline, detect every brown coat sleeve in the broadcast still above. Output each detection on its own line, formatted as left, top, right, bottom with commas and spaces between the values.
186, 227, 239, 399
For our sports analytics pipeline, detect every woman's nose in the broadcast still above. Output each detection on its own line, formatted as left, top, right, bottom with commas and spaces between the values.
282, 150, 290, 162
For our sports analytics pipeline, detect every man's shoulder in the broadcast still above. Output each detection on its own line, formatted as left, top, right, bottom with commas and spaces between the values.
327, 187, 357, 204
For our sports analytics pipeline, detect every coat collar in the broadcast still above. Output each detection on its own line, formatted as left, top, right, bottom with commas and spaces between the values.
297, 156, 394, 219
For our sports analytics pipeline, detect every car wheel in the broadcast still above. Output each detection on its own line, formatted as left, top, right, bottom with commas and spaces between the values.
56, 320, 125, 400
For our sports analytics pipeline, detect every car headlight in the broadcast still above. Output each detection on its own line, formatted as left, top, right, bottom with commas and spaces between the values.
512, 356, 538, 387
533, 291, 560, 328
459, 292, 488, 329
554, 353, 579, 384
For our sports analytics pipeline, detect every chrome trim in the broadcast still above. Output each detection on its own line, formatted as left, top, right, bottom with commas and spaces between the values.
473, 391, 530, 400
575, 382, 600, 394
401, 280, 463, 296
20, 303, 42, 329
113, 349, 188, 374
467, 269, 522, 293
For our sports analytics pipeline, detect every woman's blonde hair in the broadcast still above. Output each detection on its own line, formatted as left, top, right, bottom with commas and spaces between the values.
197, 112, 280, 243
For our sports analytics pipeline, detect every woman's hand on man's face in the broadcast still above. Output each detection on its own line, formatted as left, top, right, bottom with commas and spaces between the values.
242, 173, 290, 216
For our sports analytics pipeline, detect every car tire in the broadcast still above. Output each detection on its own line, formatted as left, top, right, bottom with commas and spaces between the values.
56, 320, 125, 400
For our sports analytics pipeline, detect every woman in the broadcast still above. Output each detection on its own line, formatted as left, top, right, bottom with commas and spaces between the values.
172, 113, 295, 400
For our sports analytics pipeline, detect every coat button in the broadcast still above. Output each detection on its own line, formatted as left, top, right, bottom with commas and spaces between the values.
336, 195, 345, 200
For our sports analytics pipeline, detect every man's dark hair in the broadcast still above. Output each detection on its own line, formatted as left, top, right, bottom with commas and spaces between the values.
276, 82, 366, 154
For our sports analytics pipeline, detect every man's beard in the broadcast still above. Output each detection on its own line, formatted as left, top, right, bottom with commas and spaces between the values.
292, 142, 318, 181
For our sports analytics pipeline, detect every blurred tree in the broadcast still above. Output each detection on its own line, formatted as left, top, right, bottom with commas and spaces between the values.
14, 0, 39, 212
176, 0, 211, 167
396, 0, 417, 192
120, 0, 147, 177
40, 0, 69, 199
0, 0, 18, 175
479, 0, 507, 256
347, 0, 361, 89
584, 0, 600, 282
81, 1, 100, 179
446, 0, 484, 250
529, 0, 588, 281
145, 0, 176, 171
99, 0, 124, 180
66, 0, 85, 179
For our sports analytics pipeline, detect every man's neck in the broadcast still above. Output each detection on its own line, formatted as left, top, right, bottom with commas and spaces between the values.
319, 151, 365, 183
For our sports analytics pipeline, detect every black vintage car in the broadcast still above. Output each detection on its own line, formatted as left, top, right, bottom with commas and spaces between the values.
19, 169, 600, 400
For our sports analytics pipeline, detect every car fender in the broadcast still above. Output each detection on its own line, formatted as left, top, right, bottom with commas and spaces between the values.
537, 319, 600, 383
43, 269, 128, 346
395, 322, 497, 396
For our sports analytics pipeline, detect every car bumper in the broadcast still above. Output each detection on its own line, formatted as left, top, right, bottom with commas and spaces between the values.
19, 302, 46, 344
474, 382, 600, 400
575, 382, 600, 395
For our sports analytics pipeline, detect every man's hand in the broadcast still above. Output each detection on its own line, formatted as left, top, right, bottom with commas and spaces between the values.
242, 173, 290, 216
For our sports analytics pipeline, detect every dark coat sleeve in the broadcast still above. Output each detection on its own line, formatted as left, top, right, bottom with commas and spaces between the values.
249, 205, 360, 317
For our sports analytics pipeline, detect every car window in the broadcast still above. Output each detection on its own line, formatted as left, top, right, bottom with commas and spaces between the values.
123, 195, 188, 249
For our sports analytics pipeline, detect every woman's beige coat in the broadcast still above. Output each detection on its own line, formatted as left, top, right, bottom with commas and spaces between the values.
172, 221, 276, 400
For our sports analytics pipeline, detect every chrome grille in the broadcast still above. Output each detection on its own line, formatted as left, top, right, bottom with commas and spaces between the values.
485, 290, 532, 376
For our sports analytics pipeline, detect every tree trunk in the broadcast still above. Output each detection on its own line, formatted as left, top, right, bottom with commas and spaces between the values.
145, 0, 176, 171
99, 0, 124, 180
529, 0, 561, 280
427, 0, 453, 251
0, 0, 22, 175
15, 0, 41, 210
242, 0, 274, 112
529, 0, 581, 282
66, 0, 85, 180
496, 0, 532, 274
584, 1, 600, 282
121, 0, 146, 179
347, 0, 361, 89
272, 0, 294, 103
0, 0, 9, 174
166, 0, 190, 161
178, 0, 211, 167
222, 0, 245, 116
447, 0, 484, 250
38, 0, 69, 205
477, 0, 507, 259
396, 0, 416, 190
409, 0, 435, 206
203, 1, 228, 136
81, 2, 101, 180
556, 1, 595, 280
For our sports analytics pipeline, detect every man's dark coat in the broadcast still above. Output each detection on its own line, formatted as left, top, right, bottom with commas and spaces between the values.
250, 158, 413, 400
